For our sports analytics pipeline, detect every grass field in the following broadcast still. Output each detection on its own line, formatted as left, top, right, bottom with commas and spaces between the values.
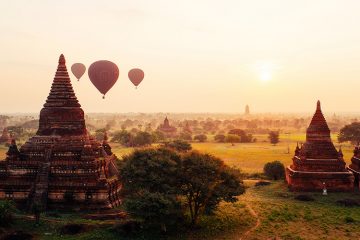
190, 133, 354, 173
108, 133, 354, 174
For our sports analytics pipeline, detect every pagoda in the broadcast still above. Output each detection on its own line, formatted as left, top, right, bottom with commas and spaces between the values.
157, 117, 177, 137
286, 101, 354, 191
349, 146, 360, 189
0, 55, 121, 210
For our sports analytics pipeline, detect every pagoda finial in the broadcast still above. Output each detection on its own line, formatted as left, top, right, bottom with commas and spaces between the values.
59, 54, 65, 65
317, 100, 321, 111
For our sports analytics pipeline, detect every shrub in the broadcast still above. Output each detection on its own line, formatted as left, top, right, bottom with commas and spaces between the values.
0, 200, 16, 227
263, 161, 285, 180
164, 140, 192, 152
294, 195, 315, 202
255, 180, 271, 187
337, 199, 360, 207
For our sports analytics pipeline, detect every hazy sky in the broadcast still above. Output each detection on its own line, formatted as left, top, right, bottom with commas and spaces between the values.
1, 0, 360, 113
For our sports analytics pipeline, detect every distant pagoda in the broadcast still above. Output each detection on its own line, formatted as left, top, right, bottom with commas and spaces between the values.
286, 101, 354, 191
0, 55, 121, 210
157, 117, 177, 137
245, 105, 250, 115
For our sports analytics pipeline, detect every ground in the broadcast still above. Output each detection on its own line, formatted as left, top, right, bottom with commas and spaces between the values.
112, 133, 354, 173
0, 134, 359, 239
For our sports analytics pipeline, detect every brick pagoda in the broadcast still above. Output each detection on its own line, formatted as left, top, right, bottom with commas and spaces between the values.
0, 55, 121, 210
286, 101, 354, 191
157, 117, 177, 137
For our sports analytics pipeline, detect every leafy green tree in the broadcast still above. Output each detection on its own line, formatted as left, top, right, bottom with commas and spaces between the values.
164, 140, 192, 152
268, 131, 280, 145
121, 148, 182, 230
194, 134, 207, 142
121, 148, 245, 228
338, 122, 360, 144
263, 161, 285, 180
214, 134, 226, 142
124, 190, 181, 232
180, 151, 245, 225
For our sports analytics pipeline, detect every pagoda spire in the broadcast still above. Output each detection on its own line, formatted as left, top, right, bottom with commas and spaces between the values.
37, 54, 86, 136
306, 100, 331, 142
43, 54, 80, 108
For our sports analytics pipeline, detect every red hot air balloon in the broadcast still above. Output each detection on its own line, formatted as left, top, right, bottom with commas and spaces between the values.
88, 60, 119, 99
71, 63, 86, 81
128, 68, 144, 88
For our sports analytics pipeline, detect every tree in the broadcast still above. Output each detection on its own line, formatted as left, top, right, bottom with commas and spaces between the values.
164, 140, 192, 152
225, 134, 240, 144
263, 161, 285, 180
111, 130, 133, 146
228, 129, 253, 142
180, 151, 245, 226
179, 132, 192, 141
120, 148, 245, 228
121, 148, 182, 230
194, 134, 207, 142
268, 131, 280, 145
338, 122, 360, 144
133, 131, 153, 147
214, 134, 226, 143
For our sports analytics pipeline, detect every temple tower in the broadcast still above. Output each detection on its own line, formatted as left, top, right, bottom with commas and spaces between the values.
0, 55, 121, 210
286, 101, 354, 191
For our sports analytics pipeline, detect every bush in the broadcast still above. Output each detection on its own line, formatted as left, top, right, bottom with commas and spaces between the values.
294, 195, 315, 202
337, 199, 360, 207
0, 200, 16, 227
255, 180, 271, 187
344, 216, 356, 223
164, 140, 192, 152
60, 224, 87, 235
263, 161, 285, 180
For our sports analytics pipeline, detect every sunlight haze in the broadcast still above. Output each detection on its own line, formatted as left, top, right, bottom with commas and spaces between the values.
1, 0, 360, 113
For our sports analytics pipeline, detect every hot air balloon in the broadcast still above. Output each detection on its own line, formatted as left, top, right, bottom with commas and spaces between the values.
88, 60, 119, 99
128, 68, 144, 88
71, 63, 86, 81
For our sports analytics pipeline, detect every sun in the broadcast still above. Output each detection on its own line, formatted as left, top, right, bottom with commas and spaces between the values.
260, 71, 271, 82
254, 62, 276, 82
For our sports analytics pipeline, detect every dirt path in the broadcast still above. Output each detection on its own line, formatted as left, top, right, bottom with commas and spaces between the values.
239, 203, 261, 240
